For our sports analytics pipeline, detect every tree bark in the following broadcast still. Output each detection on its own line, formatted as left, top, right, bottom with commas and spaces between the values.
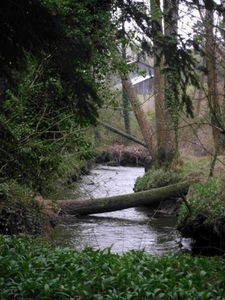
122, 86, 131, 135
121, 77, 155, 158
59, 180, 194, 215
164, 0, 179, 158
121, 27, 131, 135
151, 0, 177, 165
205, 8, 222, 153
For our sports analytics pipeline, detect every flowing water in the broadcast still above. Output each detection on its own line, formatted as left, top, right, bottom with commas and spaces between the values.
59, 165, 191, 254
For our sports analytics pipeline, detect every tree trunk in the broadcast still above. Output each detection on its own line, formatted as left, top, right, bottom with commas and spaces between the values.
122, 86, 131, 135
164, 0, 179, 158
205, 8, 222, 153
121, 35, 131, 135
59, 180, 194, 215
150, 0, 177, 166
195, 73, 205, 116
121, 76, 155, 158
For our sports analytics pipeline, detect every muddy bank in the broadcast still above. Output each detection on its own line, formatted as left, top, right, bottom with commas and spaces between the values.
96, 144, 151, 167
178, 214, 225, 255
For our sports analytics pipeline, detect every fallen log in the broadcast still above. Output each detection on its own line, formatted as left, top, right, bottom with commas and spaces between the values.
59, 181, 194, 216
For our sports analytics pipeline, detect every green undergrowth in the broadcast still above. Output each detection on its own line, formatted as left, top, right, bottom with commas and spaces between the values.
134, 156, 217, 192
178, 176, 225, 225
43, 153, 93, 200
134, 156, 225, 227
0, 153, 94, 235
134, 168, 184, 192
57, 154, 92, 184
181, 156, 210, 177
0, 181, 43, 235
1, 235, 225, 299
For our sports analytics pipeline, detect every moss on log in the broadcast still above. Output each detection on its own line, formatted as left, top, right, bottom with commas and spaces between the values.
59, 181, 194, 215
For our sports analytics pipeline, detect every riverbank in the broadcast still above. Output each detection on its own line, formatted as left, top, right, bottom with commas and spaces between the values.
134, 156, 225, 255
178, 177, 225, 255
0, 153, 95, 236
2, 159, 225, 299
2, 154, 225, 256
1, 235, 225, 300
96, 144, 150, 167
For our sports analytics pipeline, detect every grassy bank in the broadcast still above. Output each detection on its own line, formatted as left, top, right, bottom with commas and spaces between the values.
134, 156, 225, 254
178, 176, 225, 255
1, 235, 225, 299
134, 156, 215, 192
178, 177, 225, 224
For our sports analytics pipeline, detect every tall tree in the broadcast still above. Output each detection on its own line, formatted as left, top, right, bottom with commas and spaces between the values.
121, 31, 131, 135
150, 0, 177, 166
205, 6, 222, 153
121, 76, 155, 157
164, 0, 180, 157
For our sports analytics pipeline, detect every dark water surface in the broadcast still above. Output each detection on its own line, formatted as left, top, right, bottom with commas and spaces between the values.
59, 165, 191, 254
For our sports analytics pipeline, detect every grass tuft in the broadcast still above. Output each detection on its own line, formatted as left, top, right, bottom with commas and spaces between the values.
134, 168, 184, 192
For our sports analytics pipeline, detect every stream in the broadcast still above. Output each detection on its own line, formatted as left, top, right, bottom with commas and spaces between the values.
59, 165, 191, 254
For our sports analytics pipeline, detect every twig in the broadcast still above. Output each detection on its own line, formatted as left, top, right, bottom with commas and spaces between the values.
180, 194, 192, 218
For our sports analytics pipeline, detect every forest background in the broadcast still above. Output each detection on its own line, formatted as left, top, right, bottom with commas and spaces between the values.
0, 0, 225, 232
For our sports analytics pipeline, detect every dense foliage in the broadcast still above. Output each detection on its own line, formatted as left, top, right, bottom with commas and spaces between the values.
1, 235, 225, 299
1, 0, 224, 193
0, 0, 114, 193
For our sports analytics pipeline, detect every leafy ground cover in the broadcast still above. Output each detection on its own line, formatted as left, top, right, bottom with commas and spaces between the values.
177, 176, 225, 255
178, 176, 225, 224
1, 235, 225, 299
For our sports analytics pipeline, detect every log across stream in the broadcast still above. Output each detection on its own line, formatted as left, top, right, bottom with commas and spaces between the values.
57, 165, 192, 254
59, 181, 191, 215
